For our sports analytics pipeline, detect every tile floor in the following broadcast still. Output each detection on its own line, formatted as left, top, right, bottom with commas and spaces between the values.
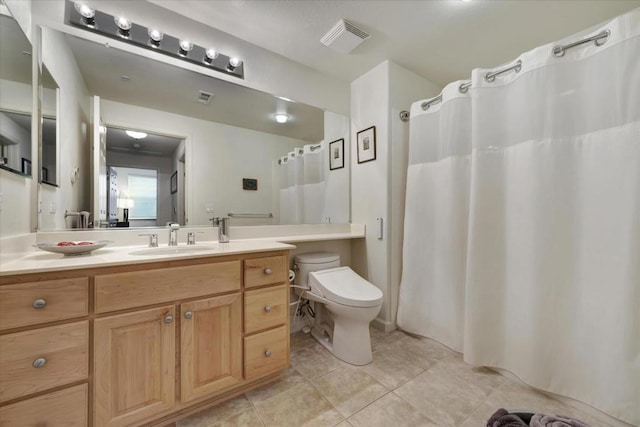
176, 328, 613, 427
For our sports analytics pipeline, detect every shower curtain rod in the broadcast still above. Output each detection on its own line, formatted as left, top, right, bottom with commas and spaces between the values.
309, 144, 322, 151
405, 28, 610, 118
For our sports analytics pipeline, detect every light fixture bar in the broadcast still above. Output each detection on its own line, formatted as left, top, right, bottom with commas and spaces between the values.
65, 1, 244, 79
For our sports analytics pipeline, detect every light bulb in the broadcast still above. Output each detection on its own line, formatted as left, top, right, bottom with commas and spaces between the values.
74, 1, 95, 19
148, 28, 164, 42
205, 48, 219, 60
178, 39, 193, 55
229, 57, 241, 68
274, 114, 289, 124
114, 16, 132, 31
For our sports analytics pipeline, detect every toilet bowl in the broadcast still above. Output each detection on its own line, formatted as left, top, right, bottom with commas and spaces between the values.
294, 253, 383, 365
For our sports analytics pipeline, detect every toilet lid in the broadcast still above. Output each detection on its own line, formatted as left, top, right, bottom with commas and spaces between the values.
309, 267, 383, 308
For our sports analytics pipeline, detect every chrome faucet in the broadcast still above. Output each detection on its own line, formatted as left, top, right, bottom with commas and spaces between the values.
209, 217, 230, 243
168, 223, 180, 246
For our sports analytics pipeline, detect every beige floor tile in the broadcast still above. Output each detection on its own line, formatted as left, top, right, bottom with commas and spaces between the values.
212, 407, 264, 427
176, 395, 253, 427
334, 422, 352, 427
245, 367, 307, 404
348, 392, 437, 427
291, 331, 317, 352
369, 327, 407, 352
358, 347, 424, 390
430, 357, 505, 395
291, 343, 346, 380
393, 335, 458, 369
254, 382, 344, 427
394, 367, 487, 426
312, 366, 389, 417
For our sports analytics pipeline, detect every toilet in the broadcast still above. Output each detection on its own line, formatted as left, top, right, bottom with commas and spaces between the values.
294, 252, 383, 365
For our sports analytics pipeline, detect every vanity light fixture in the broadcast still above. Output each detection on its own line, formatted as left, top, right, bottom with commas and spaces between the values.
148, 28, 164, 48
204, 48, 219, 65
274, 113, 289, 124
73, 1, 95, 27
66, 0, 244, 79
125, 130, 148, 139
114, 16, 132, 38
178, 39, 193, 56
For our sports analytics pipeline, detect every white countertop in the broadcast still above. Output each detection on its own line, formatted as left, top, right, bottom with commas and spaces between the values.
0, 240, 296, 276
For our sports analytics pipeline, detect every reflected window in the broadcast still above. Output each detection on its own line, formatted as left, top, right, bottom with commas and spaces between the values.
128, 171, 157, 220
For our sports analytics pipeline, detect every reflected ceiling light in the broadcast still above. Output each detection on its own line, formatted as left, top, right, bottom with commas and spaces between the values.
178, 39, 193, 56
227, 57, 241, 71
204, 48, 219, 64
276, 96, 295, 102
148, 28, 164, 47
125, 130, 148, 139
114, 16, 132, 38
74, 1, 96, 27
274, 113, 289, 124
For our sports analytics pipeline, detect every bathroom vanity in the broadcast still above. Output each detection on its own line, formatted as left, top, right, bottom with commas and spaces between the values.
0, 244, 292, 427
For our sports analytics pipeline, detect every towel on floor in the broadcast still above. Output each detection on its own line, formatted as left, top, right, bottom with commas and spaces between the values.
487, 408, 528, 427
530, 413, 590, 427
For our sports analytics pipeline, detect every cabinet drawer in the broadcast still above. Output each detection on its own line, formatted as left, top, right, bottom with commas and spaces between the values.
95, 260, 241, 313
244, 284, 288, 334
0, 321, 88, 402
244, 255, 287, 288
0, 278, 88, 331
244, 325, 288, 381
0, 384, 88, 427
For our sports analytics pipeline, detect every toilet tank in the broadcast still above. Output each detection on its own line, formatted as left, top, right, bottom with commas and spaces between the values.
294, 252, 340, 286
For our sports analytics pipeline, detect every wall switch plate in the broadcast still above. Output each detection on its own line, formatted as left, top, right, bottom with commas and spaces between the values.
49, 201, 56, 214
376, 217, 383, 240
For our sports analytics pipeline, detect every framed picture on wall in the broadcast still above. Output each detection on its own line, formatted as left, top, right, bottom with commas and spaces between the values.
243, 178, 258, 191
329, 138, 345, 171
357, 126, 376, 164
170, 171, 178, 194
21, 158, 31, 175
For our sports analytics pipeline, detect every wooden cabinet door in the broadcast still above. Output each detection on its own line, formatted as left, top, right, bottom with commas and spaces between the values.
180, 293, 242, 403
94, 306, 176, 427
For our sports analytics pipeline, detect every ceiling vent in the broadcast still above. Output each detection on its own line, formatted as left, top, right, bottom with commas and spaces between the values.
320, 19, 370, 54
196, 90, 213, 105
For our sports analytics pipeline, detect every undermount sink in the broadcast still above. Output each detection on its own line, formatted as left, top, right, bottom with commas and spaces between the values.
129, 245, 218, 256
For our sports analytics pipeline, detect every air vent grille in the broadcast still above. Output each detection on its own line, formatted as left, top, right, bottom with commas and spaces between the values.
321, 19, 370, 54
197, 90, 213, 104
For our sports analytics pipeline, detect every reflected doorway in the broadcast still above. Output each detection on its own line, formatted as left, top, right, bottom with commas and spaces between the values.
105, 126, 186, 227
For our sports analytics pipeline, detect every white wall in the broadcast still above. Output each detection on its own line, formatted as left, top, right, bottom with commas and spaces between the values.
38, 27, 91, 231
323, 111, 350, 223
100, 99, 307, 227
107, 153, 173, 227
350, 60, 441, 330
30, 0, 349, 115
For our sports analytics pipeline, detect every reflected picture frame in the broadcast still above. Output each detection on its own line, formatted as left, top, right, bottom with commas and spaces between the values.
170, 171, 178, 194
357, 126, 376, 164
329, 138, 345, 171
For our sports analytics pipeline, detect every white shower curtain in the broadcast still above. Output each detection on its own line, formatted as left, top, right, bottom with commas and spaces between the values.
277, 144, 327, 224
397, 83, 471, 352
399, 8, 640, 425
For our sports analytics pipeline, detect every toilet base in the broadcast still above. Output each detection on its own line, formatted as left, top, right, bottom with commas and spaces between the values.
309, 303, 375, 366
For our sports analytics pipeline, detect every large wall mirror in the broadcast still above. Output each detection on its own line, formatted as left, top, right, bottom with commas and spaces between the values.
0, 12, 32, 178
38, 27, 350, 231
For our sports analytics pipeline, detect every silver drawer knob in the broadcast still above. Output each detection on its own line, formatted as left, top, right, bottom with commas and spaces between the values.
264, 305, 272, 313
264, 268, 272, 275
32, 299, 47, 309
32, 357, 47, 368
164, 315, 174, 324
184, 311, 193, 319
264, 350, 271, 358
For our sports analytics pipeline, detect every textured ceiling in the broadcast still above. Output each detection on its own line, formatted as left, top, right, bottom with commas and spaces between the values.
150, 0, 640, 86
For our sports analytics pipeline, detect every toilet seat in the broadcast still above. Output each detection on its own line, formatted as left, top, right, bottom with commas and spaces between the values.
309, 267, 383, 308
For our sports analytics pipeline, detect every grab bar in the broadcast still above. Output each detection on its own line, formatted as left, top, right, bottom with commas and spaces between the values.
227, 212, 273, 218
